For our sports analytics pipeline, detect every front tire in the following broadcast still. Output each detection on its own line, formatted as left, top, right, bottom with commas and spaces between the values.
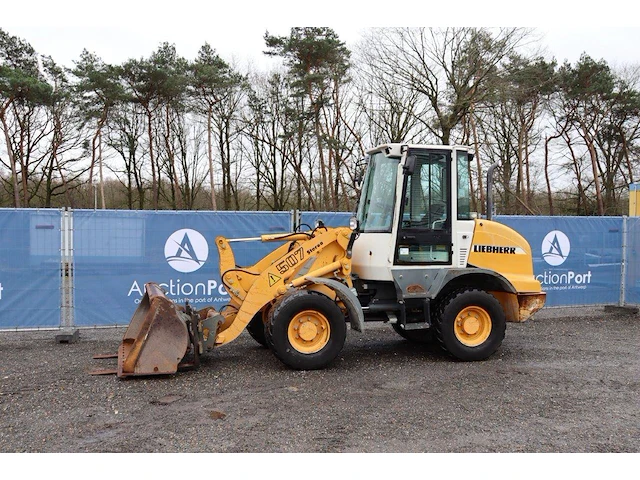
246, 308, 268, 348
434, 288, 506, 361
268, 290, 347, 370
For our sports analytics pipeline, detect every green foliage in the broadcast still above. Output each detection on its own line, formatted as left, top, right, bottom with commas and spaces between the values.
72, 50, 124, 122
559, 54, 615, 100
502, 55, 558, 103
150, 42, 190, 109
0, 29, 52, 108
0, 28, 39, 74
191, 43, 245, 103
264, 27, 350, 98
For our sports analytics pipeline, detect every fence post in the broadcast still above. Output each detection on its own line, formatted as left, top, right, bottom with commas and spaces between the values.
60, 208, 68, 327
290, 209, 301, 232
56, 208, 77, 343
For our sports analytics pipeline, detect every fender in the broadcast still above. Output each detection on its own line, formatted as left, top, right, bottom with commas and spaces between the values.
391, 267, 517, 301
307, 276, 365, 333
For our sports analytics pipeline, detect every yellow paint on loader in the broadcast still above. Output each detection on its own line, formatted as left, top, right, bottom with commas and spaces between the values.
468, 219, 541, 293
468, 219, 546, 322
214, 227, 353, 347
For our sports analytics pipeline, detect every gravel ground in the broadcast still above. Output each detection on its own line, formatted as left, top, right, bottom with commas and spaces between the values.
0, 306, 638, 458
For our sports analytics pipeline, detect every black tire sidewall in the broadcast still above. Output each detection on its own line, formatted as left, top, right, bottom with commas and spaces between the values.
391, 322, 434, 344
269, 291, 347, 370
436, 289, 506, 361
246, 310, 268, 347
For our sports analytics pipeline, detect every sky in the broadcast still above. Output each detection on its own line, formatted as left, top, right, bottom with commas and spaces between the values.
2, 1, 640, 72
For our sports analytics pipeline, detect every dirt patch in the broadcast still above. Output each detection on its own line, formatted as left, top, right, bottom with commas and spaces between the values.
0, 306, 638, 453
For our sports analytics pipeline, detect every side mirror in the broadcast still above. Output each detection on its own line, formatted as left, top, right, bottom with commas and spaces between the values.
403, 155, 416, 175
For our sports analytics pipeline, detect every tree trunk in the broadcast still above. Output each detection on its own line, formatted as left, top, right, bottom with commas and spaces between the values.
544, 135, 554, 216
0, 110, 21, 208
469, 110, 485, 215
516, 128, 525, 214
52, 114, 73, 208
219, 127, 228, 210
565, 134, 589, 215
207, 106, 217, 210
524, 131, 531, 206
18, 116, 29, 207
315, 117, 328, 208
165, 105, 182, 210
146, 109, 158, 210
620, 133, 634, 185
99, 129, 106, 209
585, 132, 605, 215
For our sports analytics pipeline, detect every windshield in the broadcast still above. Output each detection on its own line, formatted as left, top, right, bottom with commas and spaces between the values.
356, 152, 399, 232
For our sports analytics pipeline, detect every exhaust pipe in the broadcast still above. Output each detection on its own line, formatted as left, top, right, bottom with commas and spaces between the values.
486, 162, 499, 220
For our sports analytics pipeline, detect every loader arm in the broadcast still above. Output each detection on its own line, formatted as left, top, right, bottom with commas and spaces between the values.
214, 227, 354, 346
94, 226, 355, 378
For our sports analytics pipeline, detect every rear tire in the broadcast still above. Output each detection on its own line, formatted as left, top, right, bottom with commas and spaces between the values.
268, 290, 347, 370
434, 288, 506, 361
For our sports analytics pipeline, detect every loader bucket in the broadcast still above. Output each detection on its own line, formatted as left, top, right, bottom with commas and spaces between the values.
117, 282, 190, 377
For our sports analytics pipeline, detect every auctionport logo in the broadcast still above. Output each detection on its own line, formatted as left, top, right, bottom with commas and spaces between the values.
537, 229, 592, 290
542, 230, 570, 266
164, 229, 209, 273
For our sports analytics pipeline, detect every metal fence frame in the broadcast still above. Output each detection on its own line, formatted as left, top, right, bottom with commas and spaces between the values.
0, 209, 638, 331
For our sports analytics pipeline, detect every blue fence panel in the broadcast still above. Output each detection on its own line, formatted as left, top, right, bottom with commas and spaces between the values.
72, 210, 291, 326
625, 217, 640, 305
2, 208, 635, 330
0, 209, 61, 328
497, 216, 623, 307
300, 211, 352, 229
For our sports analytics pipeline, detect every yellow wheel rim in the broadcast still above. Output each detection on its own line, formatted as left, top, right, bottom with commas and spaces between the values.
288, 310, 331, 354
453, 306, 492, 347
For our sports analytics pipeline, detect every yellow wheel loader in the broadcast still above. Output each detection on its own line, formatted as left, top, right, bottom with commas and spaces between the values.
93, 144, 545, 377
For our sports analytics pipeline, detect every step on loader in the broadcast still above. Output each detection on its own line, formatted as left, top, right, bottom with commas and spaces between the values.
92, 144, 546, 378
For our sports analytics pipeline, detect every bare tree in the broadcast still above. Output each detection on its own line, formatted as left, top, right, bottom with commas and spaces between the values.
361, 27, 531, 145
191, 43, 245, 210
72, 50, 122, 209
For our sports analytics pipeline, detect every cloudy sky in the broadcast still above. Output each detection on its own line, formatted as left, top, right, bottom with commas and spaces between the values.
2, 1, 639, 70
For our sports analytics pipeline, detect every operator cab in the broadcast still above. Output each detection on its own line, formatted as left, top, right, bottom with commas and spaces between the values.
352, 144, 476, 282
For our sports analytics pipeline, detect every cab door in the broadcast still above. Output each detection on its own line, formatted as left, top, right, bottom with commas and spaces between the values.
394, 149, 452, 265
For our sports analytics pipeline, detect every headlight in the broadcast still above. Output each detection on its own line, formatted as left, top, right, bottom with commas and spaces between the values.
349, 216, 359, 231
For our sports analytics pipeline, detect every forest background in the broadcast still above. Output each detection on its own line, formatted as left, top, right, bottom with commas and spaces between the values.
1, 24, 639, 216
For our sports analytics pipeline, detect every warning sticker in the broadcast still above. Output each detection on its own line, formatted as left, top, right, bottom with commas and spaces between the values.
268, 273, 281, 287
